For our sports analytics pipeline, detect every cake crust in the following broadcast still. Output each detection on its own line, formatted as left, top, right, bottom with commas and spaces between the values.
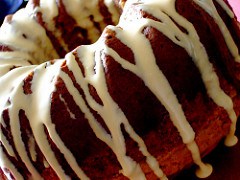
0, 0, 240, 179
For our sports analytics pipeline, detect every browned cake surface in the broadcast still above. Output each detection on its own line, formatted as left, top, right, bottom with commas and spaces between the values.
0, 0, 240, 179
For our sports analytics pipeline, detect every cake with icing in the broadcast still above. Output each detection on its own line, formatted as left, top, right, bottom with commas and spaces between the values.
0, 0, 240, 179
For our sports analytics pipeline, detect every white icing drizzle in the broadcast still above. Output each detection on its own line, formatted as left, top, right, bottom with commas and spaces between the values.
36, 0, 69, 54
120, 0, 213, 177
28, 135, 37, 162
0, 132, 16, 158
0, 65, 18, 78
0, 0, 239, 179
59, 94, 77, 119
8, 72, 43, 180
193, 0, 239, 146
104, 0, 121, 24
38, 0, 59, 31
141, 0, 238, 145
187, 142, 212, 178
43, 159, 49, 168
25, 61, 88, 180
0, 8, 58, 65
65, 52, 146, 179
62, 0, 120, 42
0, 147, 24, 180
0, 52, 32, 65
194, 0, 240, 63
215, 0, 234, 17
68, 46, 166, 179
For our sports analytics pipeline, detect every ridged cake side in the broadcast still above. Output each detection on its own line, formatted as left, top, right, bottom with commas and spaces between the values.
0, 0, 240, 179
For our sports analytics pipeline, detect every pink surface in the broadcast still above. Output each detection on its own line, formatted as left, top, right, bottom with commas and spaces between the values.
228, 0, 240, 21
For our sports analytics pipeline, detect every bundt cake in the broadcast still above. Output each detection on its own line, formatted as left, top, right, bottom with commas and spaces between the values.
0, 0, 240, 179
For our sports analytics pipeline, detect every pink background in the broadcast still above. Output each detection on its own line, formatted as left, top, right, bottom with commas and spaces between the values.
228, 0, 240, 21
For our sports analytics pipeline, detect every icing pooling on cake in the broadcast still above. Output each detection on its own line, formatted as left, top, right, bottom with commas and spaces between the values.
0, 0, 239, 179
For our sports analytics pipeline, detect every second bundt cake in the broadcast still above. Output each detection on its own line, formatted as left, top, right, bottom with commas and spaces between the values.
0, 0, 240, 179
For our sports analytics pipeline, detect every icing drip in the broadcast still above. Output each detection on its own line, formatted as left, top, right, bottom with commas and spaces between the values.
0, 0, 239, 179
193, 0, 239, 146
43, 159, 49, 168
28, 135, 37, 162
62, 0, 120, 42
104, 0, 120, 24
0, 8, 58, 65
140, 0, 239, 146
59, 94, 77, 119
38, 0, 59, 31
67, 48, 166, 179
0, 147, 24, 180
25, 61, 88, 180
187, 142, 212, 178
194, 0, 240, 63
215, 0, 234, 17
36, 0, 69, 53
120, 0, 213, 176
0, 132, 15, 158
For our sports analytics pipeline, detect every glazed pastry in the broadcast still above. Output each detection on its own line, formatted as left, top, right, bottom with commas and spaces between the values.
0, 0, 240, 179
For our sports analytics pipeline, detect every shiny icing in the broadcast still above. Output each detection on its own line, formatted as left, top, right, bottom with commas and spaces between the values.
0, 7, 58, 65
37, 0, 69, 53
62, 0, 119, 42
0, 0, 239, 179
